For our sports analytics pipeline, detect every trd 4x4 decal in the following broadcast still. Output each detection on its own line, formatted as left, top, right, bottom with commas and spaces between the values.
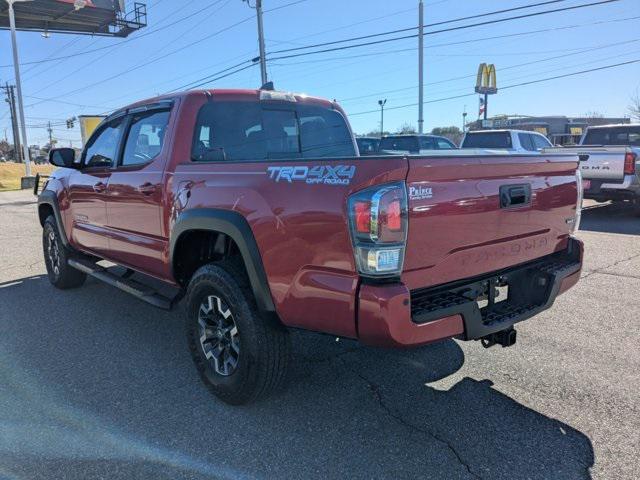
267, 165, 356, 185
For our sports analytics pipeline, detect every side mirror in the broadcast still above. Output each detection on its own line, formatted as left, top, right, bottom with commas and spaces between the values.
49, 148, 77, 169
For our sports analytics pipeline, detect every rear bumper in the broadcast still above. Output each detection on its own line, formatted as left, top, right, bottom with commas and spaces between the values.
584, 174, 640, 200
357, 238, 583, 348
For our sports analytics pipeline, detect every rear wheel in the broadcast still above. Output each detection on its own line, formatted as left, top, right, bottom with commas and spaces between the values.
42, 215, 86, 289
185, 260, 291, 405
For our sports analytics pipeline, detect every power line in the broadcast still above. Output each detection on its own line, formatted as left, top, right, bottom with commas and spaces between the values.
263, 0, 311, 13
0, 0, 230, 69
175, 63, 259, 91
347, 59, 640, 116
24, 12, 254, 108
337, 37, 640, 103
28, 0, 234, 98
169, 61, 258, 92
267, 0, 619, 57
344, 46, 640, 108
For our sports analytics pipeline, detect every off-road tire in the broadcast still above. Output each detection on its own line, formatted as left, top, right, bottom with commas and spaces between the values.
185, 259, 291, 405
42, 215, 86, 289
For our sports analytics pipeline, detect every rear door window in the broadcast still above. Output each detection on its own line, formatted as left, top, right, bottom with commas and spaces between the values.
462, 132, 512, 149
121, 110, 170, 166
299, 106, 355, 157
191, 101, 355, 161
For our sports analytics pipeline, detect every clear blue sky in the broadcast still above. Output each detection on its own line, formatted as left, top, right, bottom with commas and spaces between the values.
1, 0, 639, 147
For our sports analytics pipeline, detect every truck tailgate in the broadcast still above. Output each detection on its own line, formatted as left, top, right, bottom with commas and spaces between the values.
402, 153, 579, 291
545, 146, 627, 181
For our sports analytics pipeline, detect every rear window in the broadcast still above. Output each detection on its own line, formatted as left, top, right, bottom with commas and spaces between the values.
462, 131, 512, 149
191, 101, 355, 161
582, 126, 640, 146
379, 136, 418, 152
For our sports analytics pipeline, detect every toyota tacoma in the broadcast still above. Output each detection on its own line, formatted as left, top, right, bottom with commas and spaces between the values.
37, 89, 584, 404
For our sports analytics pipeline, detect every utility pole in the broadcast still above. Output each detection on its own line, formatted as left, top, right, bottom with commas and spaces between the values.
378, 99, 387, 138
418, 0, 424, 134
7, 0, 33, 177
2, 83, 21, 163
47, 121, 53, 146
244, 0, 268, 86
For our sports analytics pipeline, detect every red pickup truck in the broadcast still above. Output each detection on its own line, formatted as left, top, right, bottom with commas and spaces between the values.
37, 89, 584, 405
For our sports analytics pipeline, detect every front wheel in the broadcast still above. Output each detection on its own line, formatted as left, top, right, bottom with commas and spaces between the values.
185, 260, 291, 405
42, 215, 86, 289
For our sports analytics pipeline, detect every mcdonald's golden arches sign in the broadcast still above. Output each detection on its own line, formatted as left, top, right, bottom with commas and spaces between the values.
475, 63, 498, 95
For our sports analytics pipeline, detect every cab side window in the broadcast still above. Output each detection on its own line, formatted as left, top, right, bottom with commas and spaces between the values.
418, 137, 436, 150
518, 133, 535, 151
121, 110, 170, 167
436, 138, 456, 149
532, 134, 551, 150
83, 119, 124, 168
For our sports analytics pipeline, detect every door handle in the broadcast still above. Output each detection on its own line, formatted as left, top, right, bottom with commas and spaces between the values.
93, 182, 107, 193
138, 182, 156, 195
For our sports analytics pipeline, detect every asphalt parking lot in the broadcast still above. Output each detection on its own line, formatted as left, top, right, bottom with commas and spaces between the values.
0, 189, 638, 480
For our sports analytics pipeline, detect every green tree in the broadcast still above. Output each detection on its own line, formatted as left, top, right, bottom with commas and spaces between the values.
431, 126, 463, 146
0, 140, 10, 157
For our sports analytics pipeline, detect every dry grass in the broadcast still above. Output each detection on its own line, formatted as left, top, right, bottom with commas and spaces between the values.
0, 163, 56, 192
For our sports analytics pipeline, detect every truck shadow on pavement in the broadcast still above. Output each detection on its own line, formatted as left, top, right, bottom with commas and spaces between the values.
0, 275, 594, 480
580, 202, 640, 235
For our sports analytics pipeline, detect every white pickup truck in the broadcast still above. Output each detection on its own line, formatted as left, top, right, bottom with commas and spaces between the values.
545, 124, 640, 210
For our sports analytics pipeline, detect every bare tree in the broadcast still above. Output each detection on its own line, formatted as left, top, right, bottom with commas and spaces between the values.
397, 123, 417, 134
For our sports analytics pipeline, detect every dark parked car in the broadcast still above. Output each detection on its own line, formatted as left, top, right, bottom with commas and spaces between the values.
379, 134, 457, 154
356, 136, 380, 155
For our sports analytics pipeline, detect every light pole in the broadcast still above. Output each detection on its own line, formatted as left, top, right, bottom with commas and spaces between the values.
378, 99, 387, 138
6, 0, 34, 178
462, 106, 467, 133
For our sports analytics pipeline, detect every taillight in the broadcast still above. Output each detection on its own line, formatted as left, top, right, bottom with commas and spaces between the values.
348, 182, 408, 277
354, 201, 371, 233
624, 151, 637, 175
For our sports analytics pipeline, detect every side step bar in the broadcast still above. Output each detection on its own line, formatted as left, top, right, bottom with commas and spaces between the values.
68, 258, 181, 310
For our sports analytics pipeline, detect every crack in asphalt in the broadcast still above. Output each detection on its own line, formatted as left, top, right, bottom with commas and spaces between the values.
298, 344, 362, 364
0, 260, 43, 274
581, 251, 640, 279
589, 271, 640, 280
344, 360, 483, 480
